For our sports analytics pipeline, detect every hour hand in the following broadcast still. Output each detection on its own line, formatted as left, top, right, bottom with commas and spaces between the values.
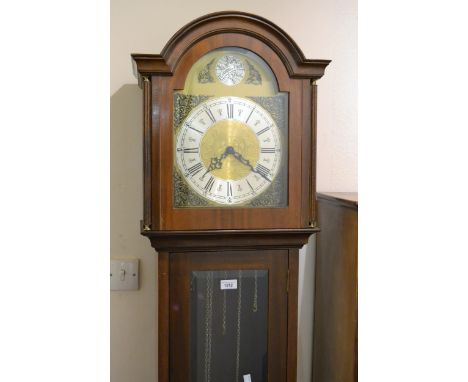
201, 157, 221, 179
201, 149, 229, 179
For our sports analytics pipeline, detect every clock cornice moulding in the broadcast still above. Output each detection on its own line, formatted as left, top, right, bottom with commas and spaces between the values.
141, 224, 320, 252
131, 11, 331, 84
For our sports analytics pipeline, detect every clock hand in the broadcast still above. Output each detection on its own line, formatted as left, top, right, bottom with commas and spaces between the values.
201, 157, 223, 179
201, 147, 230, 179
227, 146, 271, 183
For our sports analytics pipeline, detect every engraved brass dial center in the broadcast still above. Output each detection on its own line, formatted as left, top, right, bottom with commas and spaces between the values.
200, 120, 259, 180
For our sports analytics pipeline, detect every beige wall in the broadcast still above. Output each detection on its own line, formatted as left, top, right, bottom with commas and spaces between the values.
111, 1, 357, 381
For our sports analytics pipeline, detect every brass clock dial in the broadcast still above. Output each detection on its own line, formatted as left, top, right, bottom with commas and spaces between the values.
175, 96, 281, 205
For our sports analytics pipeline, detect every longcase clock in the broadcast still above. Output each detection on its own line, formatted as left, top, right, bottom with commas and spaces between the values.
131, 11, 330, 382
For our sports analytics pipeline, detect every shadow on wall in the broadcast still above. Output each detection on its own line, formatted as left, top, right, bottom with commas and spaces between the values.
110, 84, 157, 382
110, 84, 143, 239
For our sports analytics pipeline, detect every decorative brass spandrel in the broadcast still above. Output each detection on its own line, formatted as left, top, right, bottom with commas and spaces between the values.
198, 58, 215, 84
173, 169, 210, 207
173, 94, 210, 132
245, 60, 262, 85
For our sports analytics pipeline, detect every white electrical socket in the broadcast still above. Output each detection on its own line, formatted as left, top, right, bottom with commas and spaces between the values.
110, 259, 139, 291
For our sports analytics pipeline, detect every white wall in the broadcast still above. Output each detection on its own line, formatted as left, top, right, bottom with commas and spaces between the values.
111, 1, 357, 381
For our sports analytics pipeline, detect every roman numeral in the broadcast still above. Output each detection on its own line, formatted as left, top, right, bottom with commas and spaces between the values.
204, 176, 215, 192
183, 148, 199, 154
226, 104, 234, 119
185, 162, 203, 177
227, 182, 232, 197
204, 108, 216, 123
260, 147, 276, 154
255, 164, 271, 180
256, 126, 271, 136
176, 146, 199, 153
186, 123, 203, 134
246, 179, 255, 193
245, 107, 255, 123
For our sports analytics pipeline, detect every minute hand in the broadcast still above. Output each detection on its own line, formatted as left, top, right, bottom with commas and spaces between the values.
231, 149, 271, 182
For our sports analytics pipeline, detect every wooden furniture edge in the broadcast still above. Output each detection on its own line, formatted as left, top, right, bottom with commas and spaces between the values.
317, 192, 358, 209
141, 224, 319, 252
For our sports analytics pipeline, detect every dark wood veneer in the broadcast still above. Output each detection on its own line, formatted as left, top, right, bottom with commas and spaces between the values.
142, 78, 152, 228
143, 225, 319, 252
312, 193, 358, 382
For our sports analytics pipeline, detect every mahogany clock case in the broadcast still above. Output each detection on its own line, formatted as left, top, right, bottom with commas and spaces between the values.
130, 11, 330, 382
131, 11, 330, 231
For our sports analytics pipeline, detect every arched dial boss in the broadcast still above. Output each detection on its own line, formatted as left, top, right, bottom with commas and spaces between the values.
176, 96, 281, 205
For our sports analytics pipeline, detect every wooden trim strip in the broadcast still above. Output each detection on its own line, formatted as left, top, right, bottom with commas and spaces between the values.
142, 228, 319, 252
287, 249, 299, 381
310, 82, 318, 226
143, 76, 152, 229
158, 252, 169, 382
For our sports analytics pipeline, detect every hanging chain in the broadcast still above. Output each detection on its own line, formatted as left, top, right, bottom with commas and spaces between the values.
222, 271, 227, 335
204, 272, 214, 382
252, 270, 258, 313
235, 270, 243, 382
